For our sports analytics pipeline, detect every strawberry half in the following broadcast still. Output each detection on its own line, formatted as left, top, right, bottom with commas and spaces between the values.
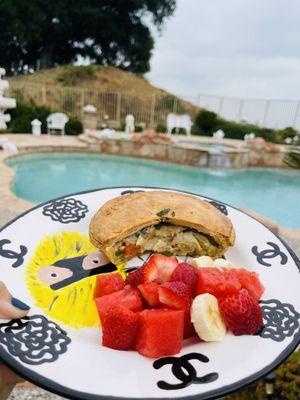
138, 282, 160, 307
125, 266, 145, 287
170, 263, 198, 296
218, 289, 263, 335
102, 304, 139, 350
159, 281, 191, 309
143, 254, 178, 284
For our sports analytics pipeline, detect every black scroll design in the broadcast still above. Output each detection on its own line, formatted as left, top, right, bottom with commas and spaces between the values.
120, 190, 145, 196
0, 239, 28, 268
153, 352, 218, 390
42, 198, 88, 223
0, 315, 71, 365
209, 201, 228, 216
252, 242, 288, 267
258, 299, 300, 342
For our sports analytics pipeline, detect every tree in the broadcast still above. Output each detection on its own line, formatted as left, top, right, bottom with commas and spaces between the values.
0, 0, 176, 75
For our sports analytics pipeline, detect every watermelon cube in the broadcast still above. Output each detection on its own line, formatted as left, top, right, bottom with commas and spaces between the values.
94, 273, 125, 298
95, 287, 143, 323
136, 309, 184, 358
196, 268, 241, 298
233, 268, 265, 301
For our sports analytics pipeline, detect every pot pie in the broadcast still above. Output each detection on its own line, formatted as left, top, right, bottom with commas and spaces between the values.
89, 191, 236, 264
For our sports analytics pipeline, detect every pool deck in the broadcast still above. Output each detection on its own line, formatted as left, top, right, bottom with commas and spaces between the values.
0, 134, 299, 399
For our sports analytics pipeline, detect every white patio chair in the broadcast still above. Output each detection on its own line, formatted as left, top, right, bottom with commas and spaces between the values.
47, 113, 69, 135
166, 113, 192, 136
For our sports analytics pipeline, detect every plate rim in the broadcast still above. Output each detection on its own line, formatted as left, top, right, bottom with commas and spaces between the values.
0, 185, 299, 400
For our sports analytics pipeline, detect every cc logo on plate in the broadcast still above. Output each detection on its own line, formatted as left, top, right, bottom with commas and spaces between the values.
252, 242, 288, 267
153, 352, 218, 390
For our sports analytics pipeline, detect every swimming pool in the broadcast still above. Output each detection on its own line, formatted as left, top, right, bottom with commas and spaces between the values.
7, 153, 300, 228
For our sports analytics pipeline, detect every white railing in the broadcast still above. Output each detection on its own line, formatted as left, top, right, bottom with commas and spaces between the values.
182, 94, 300, 130
8, 82, 300, 130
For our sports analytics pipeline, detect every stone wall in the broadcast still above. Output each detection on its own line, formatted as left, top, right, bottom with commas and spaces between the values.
91, 138, 252, 168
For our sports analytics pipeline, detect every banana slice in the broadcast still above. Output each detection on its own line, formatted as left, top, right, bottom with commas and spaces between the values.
191, 293, 226, 342
190, 256, 214, 269
213, 258, 235, 270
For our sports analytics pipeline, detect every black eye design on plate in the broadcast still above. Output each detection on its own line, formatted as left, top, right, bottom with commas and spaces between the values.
0, 239, 28, 268
209, 201, 228, 216
258, 299, 300, 342
153, 352, 218, 390
0, 315, 71, 365
42, 198, 89, 223
252, 242, 288, 267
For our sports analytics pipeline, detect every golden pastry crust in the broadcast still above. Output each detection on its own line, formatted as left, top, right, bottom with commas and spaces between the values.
89, 191, 235, 260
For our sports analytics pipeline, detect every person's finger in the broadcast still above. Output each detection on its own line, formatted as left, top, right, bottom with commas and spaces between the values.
0, 361, 24, 384
0, 282, 30, 320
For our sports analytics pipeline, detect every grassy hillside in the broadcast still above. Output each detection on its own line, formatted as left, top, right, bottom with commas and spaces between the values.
8, 65, 177, 98
8, 66, 198, 127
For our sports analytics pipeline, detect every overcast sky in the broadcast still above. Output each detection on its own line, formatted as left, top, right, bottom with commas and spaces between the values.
147, 0, 300, 100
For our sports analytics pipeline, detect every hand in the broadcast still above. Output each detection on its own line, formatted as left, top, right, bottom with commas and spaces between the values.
0, 282, 30, 400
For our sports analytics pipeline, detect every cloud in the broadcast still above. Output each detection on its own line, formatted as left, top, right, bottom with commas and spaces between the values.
147, 0, 300, 100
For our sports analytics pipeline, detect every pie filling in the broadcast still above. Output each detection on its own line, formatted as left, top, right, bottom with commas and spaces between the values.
108, 223, 220, 261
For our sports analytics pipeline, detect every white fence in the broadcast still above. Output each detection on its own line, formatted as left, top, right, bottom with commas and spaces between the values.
182, 94, 300, 130
8, 82, 300, 130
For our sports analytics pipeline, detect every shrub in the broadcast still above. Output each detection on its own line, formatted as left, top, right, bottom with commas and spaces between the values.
194, 110, 219, 134
225, 351, 299, 400
9, 101, 52, 133
156, 123, 166, 133
134, 125, 143, 132
57, 66, 95, 86
65, 117, 83, 135
284, 146, 300, 169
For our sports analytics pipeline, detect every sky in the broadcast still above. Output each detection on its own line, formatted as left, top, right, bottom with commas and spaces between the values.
147, 0, 300, 101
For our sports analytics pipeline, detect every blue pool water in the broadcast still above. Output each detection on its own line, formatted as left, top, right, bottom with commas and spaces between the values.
7, 153, 300, 228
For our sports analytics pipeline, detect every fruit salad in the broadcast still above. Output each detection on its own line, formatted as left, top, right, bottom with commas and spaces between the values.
94, 254, 265, 358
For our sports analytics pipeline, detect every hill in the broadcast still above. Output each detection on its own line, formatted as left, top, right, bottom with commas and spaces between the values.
8, 65, 169, 97
8, 66, 198, 128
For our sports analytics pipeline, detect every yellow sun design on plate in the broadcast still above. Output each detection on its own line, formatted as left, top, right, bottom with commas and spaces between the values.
25, 231, 125, 329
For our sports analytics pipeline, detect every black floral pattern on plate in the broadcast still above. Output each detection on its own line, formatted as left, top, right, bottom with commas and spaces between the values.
153, 352, 218, 390
209, 201, 228, 216
258, 299, 300, 342
0, 239, 28, 268
0, 315, 71, 365
42, 198, 88, 223
252, 242, 288, 267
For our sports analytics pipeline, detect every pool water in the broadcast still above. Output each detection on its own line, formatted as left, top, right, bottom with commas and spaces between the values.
7, 153, 300, 228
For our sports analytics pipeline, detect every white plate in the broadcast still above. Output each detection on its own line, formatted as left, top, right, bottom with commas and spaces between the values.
0, 187, 299, 400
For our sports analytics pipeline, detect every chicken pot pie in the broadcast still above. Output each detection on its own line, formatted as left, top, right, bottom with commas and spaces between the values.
89, 191, 235, 264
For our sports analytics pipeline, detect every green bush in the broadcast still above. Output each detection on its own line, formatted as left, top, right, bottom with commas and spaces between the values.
65, 117, 83, 135
225, 351, 299, 400
156, 123, 166, 133
284, 146, 300, 169
194, 110, 219, 134
9, 101, 52, 133
57, 66, 95, 86
134, 124, 144, 133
